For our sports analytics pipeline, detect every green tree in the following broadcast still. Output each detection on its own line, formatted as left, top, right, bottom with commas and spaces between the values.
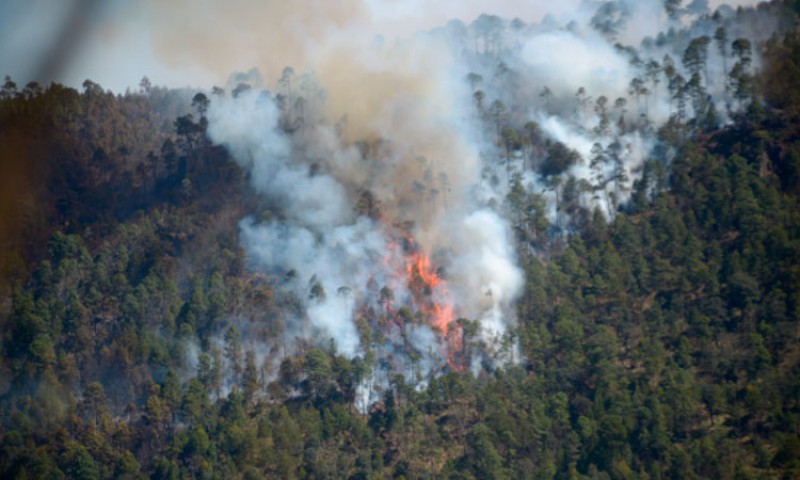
714, 27, 728, 83
465, 422, 505, 479
683, 36, 711, 87
225, 326, 243, 385
81, 381, 109, 428
62, 443, 100, 480
191, 92, 209, 118
304, 348, 332, 400
243, 350, 260, 403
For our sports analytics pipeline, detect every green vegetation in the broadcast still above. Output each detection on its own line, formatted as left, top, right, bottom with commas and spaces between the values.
1, 7, 800, 480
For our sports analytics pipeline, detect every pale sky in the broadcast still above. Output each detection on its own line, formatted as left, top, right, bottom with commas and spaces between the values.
0, 0, 766, 93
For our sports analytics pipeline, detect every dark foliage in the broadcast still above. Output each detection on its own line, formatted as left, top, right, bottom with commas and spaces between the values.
0, 8, 799, 479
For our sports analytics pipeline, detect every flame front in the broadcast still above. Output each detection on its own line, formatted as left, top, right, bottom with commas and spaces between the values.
373, 225, 465, 371
406, 251, 453, 332
401, 239, 464, 371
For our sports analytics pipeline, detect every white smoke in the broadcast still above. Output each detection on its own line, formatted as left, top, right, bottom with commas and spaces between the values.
204, 24, 529, 395
199, 1, 779, 405
519, 29, 635, 96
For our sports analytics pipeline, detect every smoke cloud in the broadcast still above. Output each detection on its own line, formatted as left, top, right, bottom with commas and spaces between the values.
206, 30, 521, 373
191, 0, 780, 402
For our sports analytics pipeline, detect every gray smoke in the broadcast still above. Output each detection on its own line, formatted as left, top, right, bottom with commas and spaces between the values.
201, 0, 776, 404
207, 65, 524, 367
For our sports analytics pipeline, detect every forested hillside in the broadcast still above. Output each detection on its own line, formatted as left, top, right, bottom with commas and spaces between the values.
1, 1, 800, 479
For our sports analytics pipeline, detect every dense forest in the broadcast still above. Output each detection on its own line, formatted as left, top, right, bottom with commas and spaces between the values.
2, 1, 800, 479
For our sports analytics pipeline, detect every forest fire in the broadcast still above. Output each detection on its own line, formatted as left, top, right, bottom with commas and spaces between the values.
383, 228, 464, 371
405, 250, 454, 332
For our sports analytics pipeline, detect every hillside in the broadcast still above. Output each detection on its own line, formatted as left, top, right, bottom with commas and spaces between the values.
1, 1, 800, 479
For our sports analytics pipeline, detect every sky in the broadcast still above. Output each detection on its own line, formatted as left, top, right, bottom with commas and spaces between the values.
0, 0, 765, 94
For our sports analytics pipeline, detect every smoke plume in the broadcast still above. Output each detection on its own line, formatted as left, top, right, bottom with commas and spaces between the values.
191, 0, 780, 403
206, 29, 523, 381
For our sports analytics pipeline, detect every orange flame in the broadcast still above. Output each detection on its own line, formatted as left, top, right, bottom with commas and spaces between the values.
402, 240, 464, 371
374, 225, 465, 371
406, 252, 451, 329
